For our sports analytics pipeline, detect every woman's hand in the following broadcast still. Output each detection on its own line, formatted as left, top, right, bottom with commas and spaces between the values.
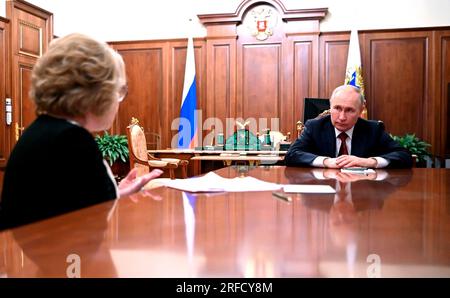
118, 168, 163, 197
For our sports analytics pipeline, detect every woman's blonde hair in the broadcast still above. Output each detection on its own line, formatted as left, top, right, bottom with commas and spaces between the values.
30, 33, 125, 117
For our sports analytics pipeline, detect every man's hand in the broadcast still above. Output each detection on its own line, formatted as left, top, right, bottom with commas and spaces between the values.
323, 158, 340, 168
118, 168, 163, 197
335, 155, 377, 168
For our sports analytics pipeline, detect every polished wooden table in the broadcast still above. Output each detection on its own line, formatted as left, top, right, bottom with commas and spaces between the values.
0, 166, 449, 277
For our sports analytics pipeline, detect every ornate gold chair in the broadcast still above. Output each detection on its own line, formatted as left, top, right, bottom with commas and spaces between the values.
126, 118, 188, 179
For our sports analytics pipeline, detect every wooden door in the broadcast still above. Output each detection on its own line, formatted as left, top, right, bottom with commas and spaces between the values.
7, 0, 53, 145
0, 17, 10, 171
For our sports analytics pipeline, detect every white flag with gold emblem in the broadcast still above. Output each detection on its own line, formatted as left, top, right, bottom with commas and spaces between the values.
345, 29, 367, 118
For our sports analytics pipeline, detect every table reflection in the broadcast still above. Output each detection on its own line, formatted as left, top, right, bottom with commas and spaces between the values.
2, 167, 449, 277
284, 167, 414, 277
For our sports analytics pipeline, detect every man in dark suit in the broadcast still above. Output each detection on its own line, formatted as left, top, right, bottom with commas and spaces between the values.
285, 85, 413, 168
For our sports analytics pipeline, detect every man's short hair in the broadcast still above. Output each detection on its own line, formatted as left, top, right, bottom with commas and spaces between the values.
330, 85, 365, 106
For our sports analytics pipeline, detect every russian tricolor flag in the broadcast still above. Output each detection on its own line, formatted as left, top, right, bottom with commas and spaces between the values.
178, 37, 198, 149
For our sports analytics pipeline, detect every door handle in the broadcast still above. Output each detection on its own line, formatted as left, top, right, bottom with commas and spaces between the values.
15, 122, 24, 141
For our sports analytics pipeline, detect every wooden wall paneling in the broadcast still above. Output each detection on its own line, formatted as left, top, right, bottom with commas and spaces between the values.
111, 38, 207, 150
362, 31, 432, 143
446, 36, 450, 157
235, 5, 286, 136
199, 0, 327, 140
435, 30, 450, 158
290, 35, 317, 135
194, 39, 207, 127
168, 39, 206, 148
0, 17, 10, 170
282, 20, 321, 138
168, 41, 187, 148
237, 40, 283, 134
318, 32, 349, 99
205, 38, 237, 142
199, 13, 239, 144
111, 41, 168, 148
281, 34, 294, 138
6, 0, 53, 144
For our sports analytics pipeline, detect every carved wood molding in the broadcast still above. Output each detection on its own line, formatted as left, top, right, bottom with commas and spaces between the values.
7, 0, 54, 58
8, 0, 53, 19
18, 20, 42, 58
198, 0, 327, 25
0, 16, 10, 24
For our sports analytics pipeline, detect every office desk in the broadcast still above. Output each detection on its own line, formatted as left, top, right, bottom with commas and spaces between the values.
190, 154, 284, 166
148, 150, 287, 176
1, 167, 449, 277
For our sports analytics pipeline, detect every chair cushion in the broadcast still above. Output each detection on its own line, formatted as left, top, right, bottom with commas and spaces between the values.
160, 158, 180, 164
148, 160, 169, 167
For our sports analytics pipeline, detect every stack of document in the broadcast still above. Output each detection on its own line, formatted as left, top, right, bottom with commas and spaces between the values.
146, 172, 337, 194
147, 172, 281, 193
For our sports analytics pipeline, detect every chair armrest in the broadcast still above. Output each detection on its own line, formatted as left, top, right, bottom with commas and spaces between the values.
148, 160, 178, 169
160, 158, 181, 164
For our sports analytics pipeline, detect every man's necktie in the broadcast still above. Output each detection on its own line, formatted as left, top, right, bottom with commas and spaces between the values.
338, 132, 348, 156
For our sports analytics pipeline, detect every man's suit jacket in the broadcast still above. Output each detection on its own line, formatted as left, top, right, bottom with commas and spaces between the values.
285, 115, 413, 168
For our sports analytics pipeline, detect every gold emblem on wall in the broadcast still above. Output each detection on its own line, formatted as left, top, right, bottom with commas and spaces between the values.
245, 5, 278, 41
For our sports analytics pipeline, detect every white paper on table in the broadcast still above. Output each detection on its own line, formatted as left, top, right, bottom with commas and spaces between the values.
283, 184, 336, 194
147, 172, 282, 193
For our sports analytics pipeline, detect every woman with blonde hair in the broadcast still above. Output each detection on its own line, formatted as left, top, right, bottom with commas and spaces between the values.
0, 33, 161, 230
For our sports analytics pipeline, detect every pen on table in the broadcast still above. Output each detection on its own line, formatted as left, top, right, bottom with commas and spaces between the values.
272, 192, 292, 202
